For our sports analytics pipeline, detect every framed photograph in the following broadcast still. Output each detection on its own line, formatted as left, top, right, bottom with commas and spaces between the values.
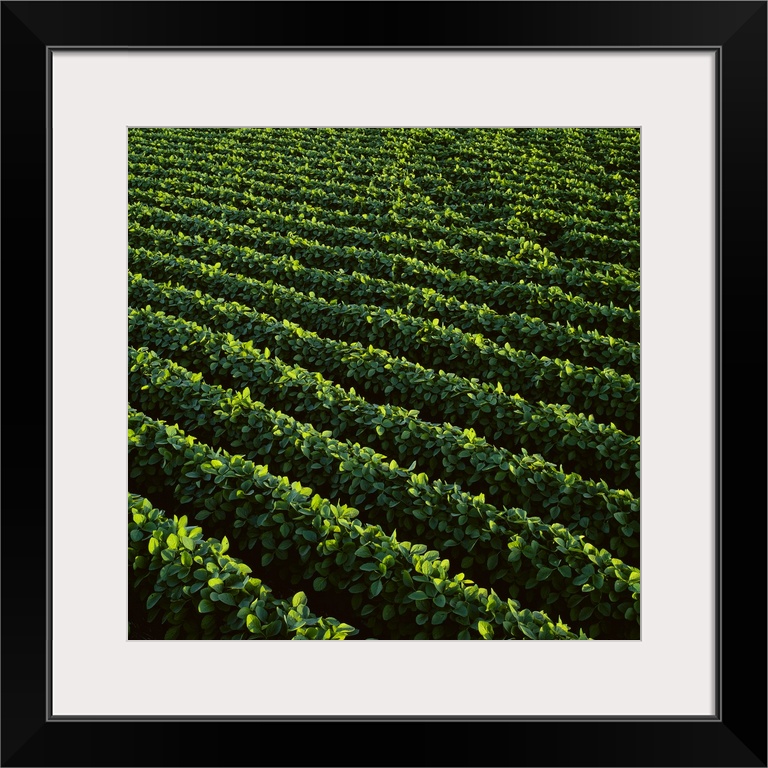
4, 1, 765, 765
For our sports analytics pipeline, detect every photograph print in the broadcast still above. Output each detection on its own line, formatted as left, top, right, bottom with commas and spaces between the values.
127, 126, 640, 641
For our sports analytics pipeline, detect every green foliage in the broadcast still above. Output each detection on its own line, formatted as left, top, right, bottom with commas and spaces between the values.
129, 410, 597, 640
128, 127, 640, 640
128, 493, 358, 640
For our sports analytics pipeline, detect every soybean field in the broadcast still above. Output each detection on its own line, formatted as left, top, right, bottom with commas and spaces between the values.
128, 127, 640, 641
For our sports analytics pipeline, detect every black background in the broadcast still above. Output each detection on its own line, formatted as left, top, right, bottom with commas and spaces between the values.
2, 2, 765, 766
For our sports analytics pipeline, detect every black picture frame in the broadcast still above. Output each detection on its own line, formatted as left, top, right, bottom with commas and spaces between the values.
3, 2, 765, 766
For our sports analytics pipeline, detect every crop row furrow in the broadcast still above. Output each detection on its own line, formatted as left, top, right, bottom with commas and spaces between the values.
128, 205, 639, 338
129, 128, 639, 222
129, 164, 640, 248
129, 408, 596, 640
128, 222, 638, 376
129, 273, 640, 492
128, 178, 640, 302
129, 493, 359, 640
129, 343, 639, 562
126, 136, 639, 236
128, 165, 638, 278
129, 351, 639, 637
128, 247, 639, 432
128, 156, 639, 282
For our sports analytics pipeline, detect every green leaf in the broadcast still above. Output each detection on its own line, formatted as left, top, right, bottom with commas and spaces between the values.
431, 611, 448, 625
146, 592, 162, 610
313, 577, 327, 591
520, 624, 537, 640
198, 599, 216, 614
166, 533, 179, 550
597, 602, 612, 617
477, 620, 494, 639
264, 620, 282, 638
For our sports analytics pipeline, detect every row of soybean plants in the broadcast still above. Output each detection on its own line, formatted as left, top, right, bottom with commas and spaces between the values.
126, 127, 640, 431
130, 412, 596, 640
130, 132, 639, 269
126, 161, 640, 309
129, 126, 640, 231
127, 299, 639, 639
126, 191, 639, 327
127, 242, 639, 436
128, 127, 640, 639
129, 127, 640, 269
128, 267, 640, 496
